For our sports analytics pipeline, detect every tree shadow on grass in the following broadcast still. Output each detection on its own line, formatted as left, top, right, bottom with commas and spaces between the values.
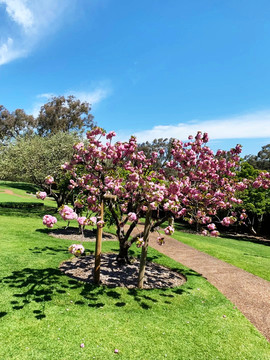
28, 245, 69, 255
0, 182, 39, 193
1, 267, 64, 319
0, 260, 189, 319
220, 233, 270, 246
0, 206, 56, 218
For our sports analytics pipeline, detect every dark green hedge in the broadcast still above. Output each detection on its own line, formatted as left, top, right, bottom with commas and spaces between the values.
0, 202, 44, 209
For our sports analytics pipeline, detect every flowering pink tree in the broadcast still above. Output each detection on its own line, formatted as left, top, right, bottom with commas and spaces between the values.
58, 128, 252, 255
43, 127, 270, 287
164, 132, 248, 236
60, 127, 172, 264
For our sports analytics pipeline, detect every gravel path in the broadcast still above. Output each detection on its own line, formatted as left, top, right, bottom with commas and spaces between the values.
148, 230, 270, 342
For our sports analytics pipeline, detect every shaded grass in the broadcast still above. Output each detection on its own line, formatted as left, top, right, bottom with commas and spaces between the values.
0, 214, 269, 359
171, 230, 270, 282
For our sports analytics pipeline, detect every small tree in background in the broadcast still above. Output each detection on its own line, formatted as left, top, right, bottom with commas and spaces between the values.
0, 132, 78, 207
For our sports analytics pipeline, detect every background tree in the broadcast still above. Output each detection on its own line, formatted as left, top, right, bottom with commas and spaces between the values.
245, 144, 270, 170
138, 138, 174, 171
0, 132, 79, 207
36, 95, 95, 136
0, 105, 36, 143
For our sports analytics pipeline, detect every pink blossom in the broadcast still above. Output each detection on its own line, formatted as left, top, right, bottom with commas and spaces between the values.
68, 244, 85, 257
97, 220, 105, 228
106, 131, 116, 140
164, 225, 174, 235
77, 217, 89, 226
59, 205, 77, 221
210, 230, 220, 237
36, 191, 47, 200
157, 235, 165, 245
45, 175, 54, 185
73, 142, 84, 151
207, 223, 216, 231
43, 215, 57, 228
136, 237, 144, 248
128, 212, 137, 222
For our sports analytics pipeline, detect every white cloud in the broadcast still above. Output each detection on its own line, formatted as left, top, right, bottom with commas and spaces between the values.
70, 88, 110, 106
0, 0, 72, 66
29, 86, 111, 117
118, 110, 270, 142
0, 37, 26, 65
1, 0, 34, 30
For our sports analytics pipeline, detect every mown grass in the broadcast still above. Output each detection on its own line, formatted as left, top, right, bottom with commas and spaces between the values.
0, 183, 270, 359
170, 229, 270, 282
0, 211, 269, 359
0, 181, 55, 207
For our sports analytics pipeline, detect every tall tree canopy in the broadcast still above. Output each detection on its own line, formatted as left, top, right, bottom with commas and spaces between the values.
36, 95, 95, 136
0, 105, 36, 143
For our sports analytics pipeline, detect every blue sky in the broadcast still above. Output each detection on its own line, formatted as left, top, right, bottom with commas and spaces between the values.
0, 0, 270, 156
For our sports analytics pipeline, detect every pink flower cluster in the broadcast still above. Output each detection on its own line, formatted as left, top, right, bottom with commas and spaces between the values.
221, 216, 236, 227
43, 215, 57, 228
68, 244, 85, 257
253, 172, 270, 189
157, 235, 165, 245
128, 212, 137, 222
36, 191, 47, 200
59, 205, 77, 221
97, 220, 105, 228
45, 175, 54, 185
77, 216, 97, 226
164, 226, 174, 235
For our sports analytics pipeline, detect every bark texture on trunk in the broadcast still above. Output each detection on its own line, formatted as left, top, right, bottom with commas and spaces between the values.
138, 209, 152, 289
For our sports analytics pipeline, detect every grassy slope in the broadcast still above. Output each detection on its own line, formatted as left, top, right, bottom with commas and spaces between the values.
0, 213, 269, 359
0, 181, 55, 207
170, 230, 270, 282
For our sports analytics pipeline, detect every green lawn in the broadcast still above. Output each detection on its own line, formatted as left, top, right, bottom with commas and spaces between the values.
0, 217, 269, 358
170, 229, 270, 282
0, 181, 55, 207
0, 183, 269, 359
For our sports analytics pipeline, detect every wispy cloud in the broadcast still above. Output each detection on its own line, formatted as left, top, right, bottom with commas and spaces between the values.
118, 110, 270, 142
0, 0, 72, 66
29, 85, 111, 117
2, 0, 34, 30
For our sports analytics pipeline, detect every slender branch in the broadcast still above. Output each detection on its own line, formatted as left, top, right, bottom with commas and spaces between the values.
124, 221, 138, 242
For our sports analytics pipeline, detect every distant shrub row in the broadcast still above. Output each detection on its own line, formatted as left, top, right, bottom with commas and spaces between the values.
0, 202, 44, 209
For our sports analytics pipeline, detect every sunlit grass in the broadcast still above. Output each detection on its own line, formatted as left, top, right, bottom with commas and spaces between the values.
0, 182, 269, 358
170, 228, 270, 281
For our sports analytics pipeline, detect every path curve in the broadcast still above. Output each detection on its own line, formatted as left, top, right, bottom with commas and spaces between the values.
145, 230, 270, 341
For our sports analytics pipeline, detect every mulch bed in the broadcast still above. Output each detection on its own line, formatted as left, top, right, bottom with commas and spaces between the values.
60, 253, 186, 289
49, 227, 117, 242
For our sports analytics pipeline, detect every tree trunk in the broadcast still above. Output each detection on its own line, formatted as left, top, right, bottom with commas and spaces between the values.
257, 214, 264, 235
117, 241, 130, 265
138, 209, 152, 289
